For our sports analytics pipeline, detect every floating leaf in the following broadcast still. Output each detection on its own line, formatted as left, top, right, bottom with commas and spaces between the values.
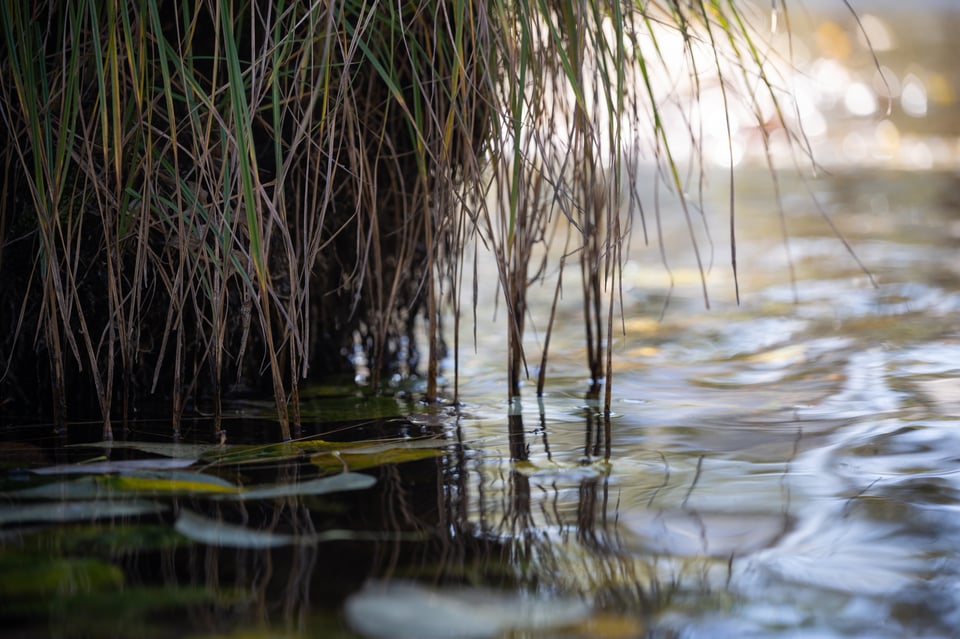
104, 472, 238, 496
29, 458, 197, 475
2, 472, 236, 499
201, 440, 336, 466
174, 509, 415, 549
229, 472, 376, 501
311, 441, 448, 473
344, 580, 591, 639
3, 471, 371, 502
511, 458, 611, 482
1, 477, 104, 500
66, 440, 221, 459
203, 436, 448, 468
0, 499, 168, 525
174, 509, 295, 548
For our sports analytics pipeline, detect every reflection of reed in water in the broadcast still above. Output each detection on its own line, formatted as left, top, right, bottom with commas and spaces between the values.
440, 406, 656, 616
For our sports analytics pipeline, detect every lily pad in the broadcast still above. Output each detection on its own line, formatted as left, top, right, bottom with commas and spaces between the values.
344, 580, 591, 639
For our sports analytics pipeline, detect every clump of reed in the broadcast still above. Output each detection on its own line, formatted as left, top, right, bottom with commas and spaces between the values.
0, 0, 828, 440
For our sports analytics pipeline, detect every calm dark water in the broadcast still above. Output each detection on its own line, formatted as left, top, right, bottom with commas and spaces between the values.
3, 3, 959, 638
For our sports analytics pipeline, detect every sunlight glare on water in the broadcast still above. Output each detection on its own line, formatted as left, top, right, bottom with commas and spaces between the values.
456, 163, 960, 636
452, 4, 960, 633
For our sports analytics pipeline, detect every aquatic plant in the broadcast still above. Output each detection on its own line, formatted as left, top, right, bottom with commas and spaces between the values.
0, 0, 841, 439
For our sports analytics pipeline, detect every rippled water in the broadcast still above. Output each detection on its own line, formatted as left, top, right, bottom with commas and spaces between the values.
452, 163, 960, 638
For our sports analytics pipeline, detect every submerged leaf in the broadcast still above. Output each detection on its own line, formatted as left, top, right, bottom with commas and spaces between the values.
0, 556, 124, 599
16, 523, 186, 556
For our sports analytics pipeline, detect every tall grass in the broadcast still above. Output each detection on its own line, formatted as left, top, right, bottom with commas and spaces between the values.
0, 0, 830, 440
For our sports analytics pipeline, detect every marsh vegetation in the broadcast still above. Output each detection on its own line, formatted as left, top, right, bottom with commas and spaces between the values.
1, 0, 823, 441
